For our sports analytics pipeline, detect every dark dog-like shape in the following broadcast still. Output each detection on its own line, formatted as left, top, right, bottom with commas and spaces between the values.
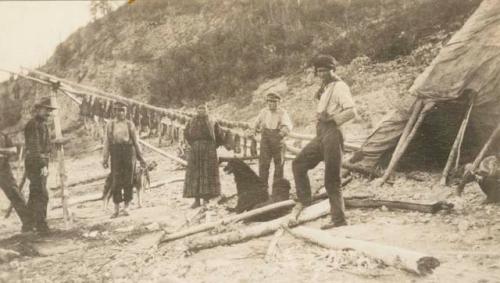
223, 158, 269, 213
103, 161, 157, 209
248, 178, 291, 222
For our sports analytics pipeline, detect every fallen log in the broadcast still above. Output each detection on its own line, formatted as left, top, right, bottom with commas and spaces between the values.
49, 173, 109, 191
284, 226, 440, 276
265, 228, 284, 262
345, 199, 454, 214
51, 178, 172, 209
159, 190, 452, 246
158, 199, 297, 245
184, 199, 331, 252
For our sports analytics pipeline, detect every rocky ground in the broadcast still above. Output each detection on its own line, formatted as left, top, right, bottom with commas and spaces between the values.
0, 128, 499, 283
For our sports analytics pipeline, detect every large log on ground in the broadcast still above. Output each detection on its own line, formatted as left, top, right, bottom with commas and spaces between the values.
285, 226, 440, 276
158, 199, 297, 245
160, 193, 452, 245
184, 200, 330, 252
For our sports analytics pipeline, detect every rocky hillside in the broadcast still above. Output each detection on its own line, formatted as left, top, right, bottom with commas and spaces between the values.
0, 0, 481, 132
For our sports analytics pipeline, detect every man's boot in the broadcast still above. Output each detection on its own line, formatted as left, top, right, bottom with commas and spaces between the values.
111, 203, 120, 218
36, 223, 51, 236
122, 202, 130, 216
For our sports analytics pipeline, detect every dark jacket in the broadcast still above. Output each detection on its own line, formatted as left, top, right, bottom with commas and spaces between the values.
24, 116, 51, 168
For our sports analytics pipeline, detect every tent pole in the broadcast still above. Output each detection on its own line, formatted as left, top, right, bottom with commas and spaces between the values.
379, 101, 433, 185
50, 84, 72, 228
376, 100, 423, 185
440, 100, 474, 185
456, 123, 500, 196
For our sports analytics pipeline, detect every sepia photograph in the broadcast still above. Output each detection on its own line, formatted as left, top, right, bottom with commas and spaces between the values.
0, 0, 499, 282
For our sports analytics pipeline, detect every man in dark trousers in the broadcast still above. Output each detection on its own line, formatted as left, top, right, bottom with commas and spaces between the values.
24, 97, 56, 235
0, 119, 31, 232
252, 92, 293, 189
102, 102, 146, 218
290, 55, 356, 229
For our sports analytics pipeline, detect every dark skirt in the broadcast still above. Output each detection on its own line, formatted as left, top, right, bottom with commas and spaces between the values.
183, 140, 220, 199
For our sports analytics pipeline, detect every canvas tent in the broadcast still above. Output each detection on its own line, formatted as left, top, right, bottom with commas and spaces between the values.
349, 0, 500, 184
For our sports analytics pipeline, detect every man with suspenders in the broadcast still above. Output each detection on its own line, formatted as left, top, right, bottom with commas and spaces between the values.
291, 55, 356, 229
252, 92, 293, 191
102, 102, 146, 218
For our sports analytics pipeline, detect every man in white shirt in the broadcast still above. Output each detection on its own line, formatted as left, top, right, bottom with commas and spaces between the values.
291, 55, 356, 229
253, 92, 293, 189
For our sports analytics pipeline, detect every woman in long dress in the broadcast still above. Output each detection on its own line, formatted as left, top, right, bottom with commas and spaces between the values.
183, 104, 224, 208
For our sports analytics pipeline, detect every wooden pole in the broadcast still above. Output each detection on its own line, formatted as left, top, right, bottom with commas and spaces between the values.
50, 84, 71, 227
379, 101, 431, 185
456, 123, 500, 195
4, 172, 27, 219
284, 226, 440, 275
440, 101, 474, 185
57, 89, 188, 167
139, 139, 187, 166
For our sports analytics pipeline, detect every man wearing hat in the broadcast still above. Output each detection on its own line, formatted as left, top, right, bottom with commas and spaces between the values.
0, 117, 31, 232
291, 55, 356, 229
23, 97, 56, 235
102, 101, 146, 218
252, 92, 293, 189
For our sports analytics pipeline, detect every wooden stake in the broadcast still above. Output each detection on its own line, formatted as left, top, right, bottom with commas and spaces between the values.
457, 123, 500, 195
379, 101, 432, 185
50, 84, 72, 227
440, 100, 474, 185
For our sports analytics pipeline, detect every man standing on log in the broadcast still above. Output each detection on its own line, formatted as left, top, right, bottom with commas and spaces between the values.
24, 97, 56, 235
291, 55, 356, 229
102, 102, 146, 218
0, 119, 31, 233
252, 92, 293, 189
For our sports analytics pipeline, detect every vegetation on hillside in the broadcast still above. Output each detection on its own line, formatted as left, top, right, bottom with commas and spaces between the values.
0, 0, 482, 129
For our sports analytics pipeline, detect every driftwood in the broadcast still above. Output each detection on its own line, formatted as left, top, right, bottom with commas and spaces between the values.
284, 226, 440, 276
51, 178, 172, 209
265, 228, 284, 262
345, 199, 454, 214
185, 199, 331, 252
158, 199, 298, 245
160, 190, 452, 246
49, 172, 109, 191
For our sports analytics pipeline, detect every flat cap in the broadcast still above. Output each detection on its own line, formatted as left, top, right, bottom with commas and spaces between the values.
266, 92, 281, 101
113, 101, 128, 109
312, 54, 338, 71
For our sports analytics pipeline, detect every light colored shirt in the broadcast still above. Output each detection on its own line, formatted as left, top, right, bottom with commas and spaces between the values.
317, 80, 355, 116
253, 108, 293, 132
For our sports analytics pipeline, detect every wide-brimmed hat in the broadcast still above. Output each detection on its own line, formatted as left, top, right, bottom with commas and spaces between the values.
266, 92, 281, 102
34, 97, 57, 110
